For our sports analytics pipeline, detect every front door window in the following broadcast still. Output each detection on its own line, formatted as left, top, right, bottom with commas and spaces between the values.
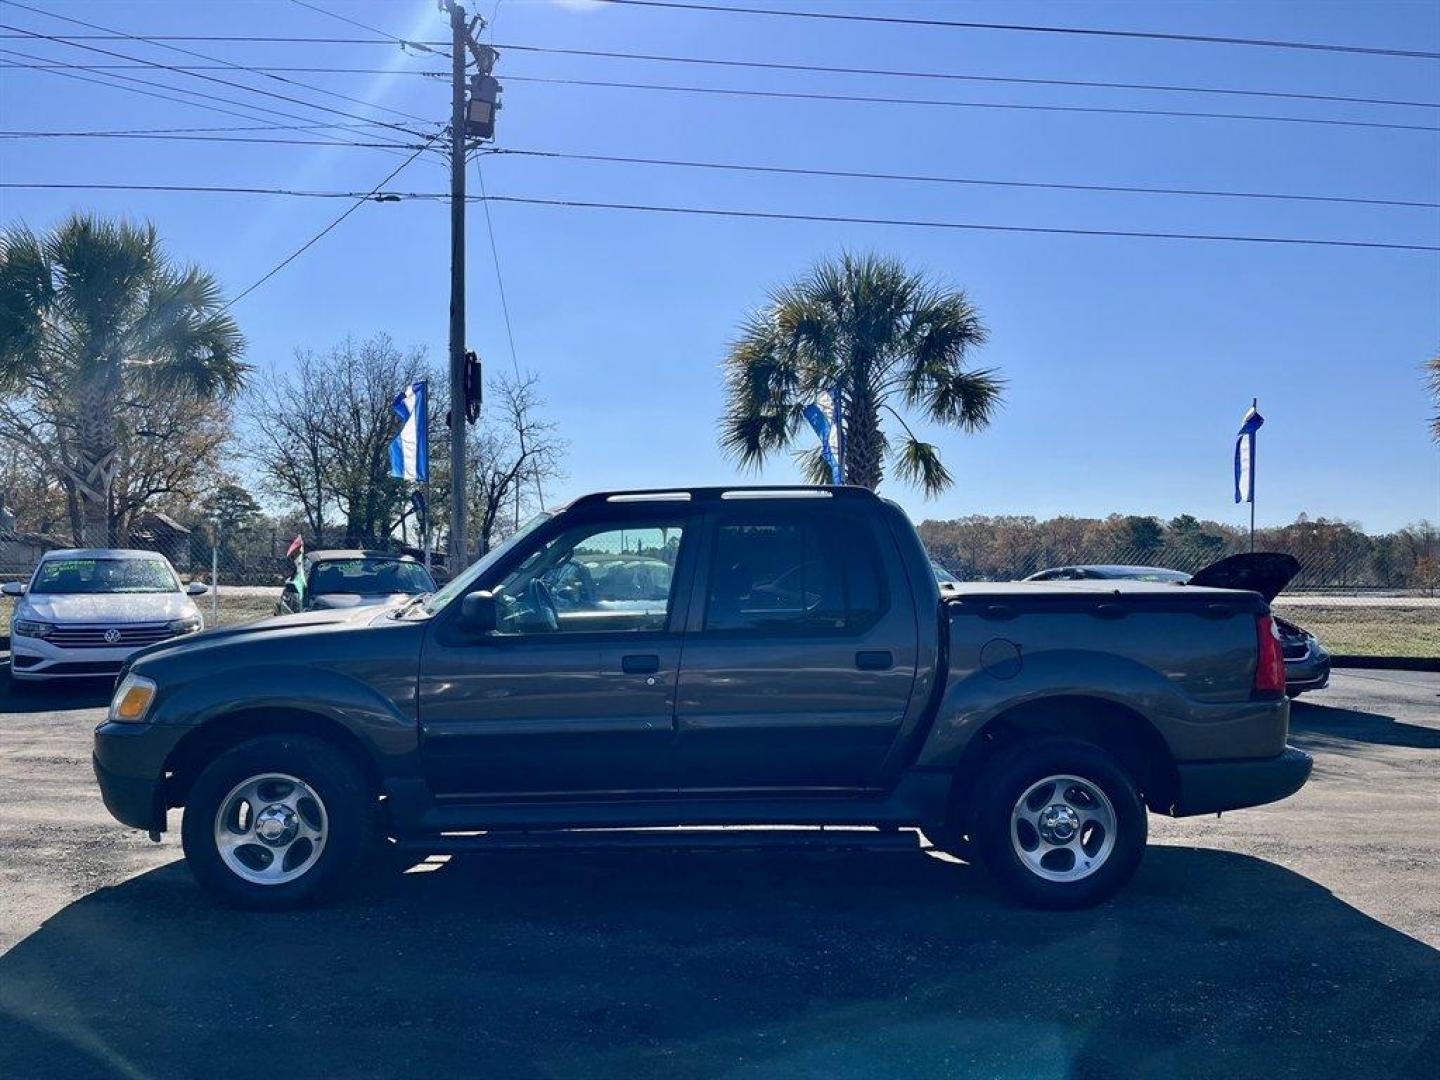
490, 523, 685, 635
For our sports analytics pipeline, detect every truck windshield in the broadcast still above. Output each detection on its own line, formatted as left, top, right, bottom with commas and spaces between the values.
419, 513, 552, 615
31, 557, 179, 594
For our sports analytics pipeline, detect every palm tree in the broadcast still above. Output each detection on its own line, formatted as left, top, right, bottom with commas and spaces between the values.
720, 252, 1001, 495
0, 214, 246, 544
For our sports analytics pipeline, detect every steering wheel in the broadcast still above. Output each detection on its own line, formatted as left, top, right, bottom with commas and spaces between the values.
525, 577, 559, 631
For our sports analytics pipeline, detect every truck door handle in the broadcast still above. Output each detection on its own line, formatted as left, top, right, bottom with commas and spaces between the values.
855, 650, 893, 671
621, 654, 660, 675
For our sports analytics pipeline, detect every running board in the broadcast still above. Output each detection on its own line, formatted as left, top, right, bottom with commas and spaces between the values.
396, 827, 926, 855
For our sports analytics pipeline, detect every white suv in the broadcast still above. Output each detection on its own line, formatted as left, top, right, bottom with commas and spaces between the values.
4, 549, 208, 683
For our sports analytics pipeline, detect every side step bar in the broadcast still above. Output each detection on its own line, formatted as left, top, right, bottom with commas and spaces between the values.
396, 827, 926, 855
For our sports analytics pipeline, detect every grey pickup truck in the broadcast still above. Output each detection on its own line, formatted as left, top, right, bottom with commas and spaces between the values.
93, 486, 1311, 910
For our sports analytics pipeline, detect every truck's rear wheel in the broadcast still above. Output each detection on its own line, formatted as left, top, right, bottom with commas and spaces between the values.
180, 734, 373, 910
973, 737, 1146, 909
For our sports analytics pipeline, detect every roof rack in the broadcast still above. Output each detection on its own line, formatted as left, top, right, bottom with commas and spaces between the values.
566, 485, 879, 511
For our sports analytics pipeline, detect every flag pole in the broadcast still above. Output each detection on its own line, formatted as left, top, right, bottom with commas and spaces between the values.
1249, 397, 1257, 553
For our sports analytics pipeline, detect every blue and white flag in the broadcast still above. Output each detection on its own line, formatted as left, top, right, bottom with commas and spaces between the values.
389, 380, 429, 482
802, 388, 844, 484
1233, 403, 1264, 504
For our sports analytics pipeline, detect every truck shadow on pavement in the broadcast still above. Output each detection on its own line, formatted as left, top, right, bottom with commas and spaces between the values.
1289, 699, 1440, 751
0, 673, 112, 714
0, 845, 1435, 1080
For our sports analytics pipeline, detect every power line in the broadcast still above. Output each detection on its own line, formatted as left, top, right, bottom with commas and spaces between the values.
0, 121, 419, 136
5, 128, 1431, 208
0, 33, 449, 44
6, 0, 434, 127
0, 20, 432, 141
0, 46, 413, 148
0, 131, 428, 148
9, 126, 1428, 207
597, 0, 1440, 60
487, 148, 1440, 210
0, 182, 419, 198
224, 132, 444, 308
288, 0, 450, 59
13, 51, 1435, 111
0, 62, 441, 74
502, 74, 1440, 134
4, 181, 1434, 251
490, 42, 1440, 112
479, 194, 1440, 251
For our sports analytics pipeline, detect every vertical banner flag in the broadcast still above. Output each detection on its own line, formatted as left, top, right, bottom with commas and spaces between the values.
389, 380, 429, 482
802, 388, 844, 484
1234, 403, 1264, 504
285, 534, 306, 602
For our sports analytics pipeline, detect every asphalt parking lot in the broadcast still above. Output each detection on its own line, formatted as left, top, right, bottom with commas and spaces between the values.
0, 669, 1436, 1079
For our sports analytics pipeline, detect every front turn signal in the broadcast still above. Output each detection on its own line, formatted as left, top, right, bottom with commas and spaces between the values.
110, 674, 157, 723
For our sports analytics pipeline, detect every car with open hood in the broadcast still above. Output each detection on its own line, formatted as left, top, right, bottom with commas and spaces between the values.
1024, 554, 1328, 696
3, 548, 208, 682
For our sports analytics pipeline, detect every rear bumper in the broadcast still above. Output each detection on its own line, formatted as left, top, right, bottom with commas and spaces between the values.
1169, 747, 1312, 817
1285, 654, 1331, 694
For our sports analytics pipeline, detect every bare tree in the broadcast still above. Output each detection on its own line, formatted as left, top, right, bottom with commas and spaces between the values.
109, 395, 231, 544
244, 335, 431, 545
465, 372, 566, 555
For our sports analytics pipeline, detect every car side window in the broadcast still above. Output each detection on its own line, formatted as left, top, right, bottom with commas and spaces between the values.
490, 521, 685, 635
703, 517, 885, 634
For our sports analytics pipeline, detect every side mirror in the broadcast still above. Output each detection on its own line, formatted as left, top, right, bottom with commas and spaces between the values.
1, 581, 25, 596
460, 590, 497, 634
186, 581, 210, 596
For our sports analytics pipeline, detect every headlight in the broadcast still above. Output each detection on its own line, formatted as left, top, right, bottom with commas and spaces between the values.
13, 619, 54, 638
167, 615, 203, 635
109, 674, 158, 723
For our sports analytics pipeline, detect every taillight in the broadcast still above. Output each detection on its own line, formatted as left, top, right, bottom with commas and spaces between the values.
1254, 614, 1286, 694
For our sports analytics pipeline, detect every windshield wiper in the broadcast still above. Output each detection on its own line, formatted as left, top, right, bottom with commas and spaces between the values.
391, 592, 431, 618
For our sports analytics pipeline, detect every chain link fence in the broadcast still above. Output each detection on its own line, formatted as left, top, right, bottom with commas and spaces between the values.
4, 515, 1437, 660
918, 518, 1439, 661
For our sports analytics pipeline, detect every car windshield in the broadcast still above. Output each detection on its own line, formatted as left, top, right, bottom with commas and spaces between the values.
307, 557, 435, 596
30, 557, 179, 594
1104, 568, 1191, 583
418, 513, 553, 615
932, 563, 960, 583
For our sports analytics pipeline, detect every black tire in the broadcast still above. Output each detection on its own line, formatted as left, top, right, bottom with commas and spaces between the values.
971, 737, 1147, 910
180, 734, 374, 911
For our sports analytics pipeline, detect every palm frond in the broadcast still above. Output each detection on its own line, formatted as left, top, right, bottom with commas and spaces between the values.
891, 436, 953, 499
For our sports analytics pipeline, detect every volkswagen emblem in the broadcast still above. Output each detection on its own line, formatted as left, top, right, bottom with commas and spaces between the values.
103, 628, 122, 644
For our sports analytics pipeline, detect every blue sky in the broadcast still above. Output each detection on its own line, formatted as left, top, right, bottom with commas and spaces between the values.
2, 0, 1437, 532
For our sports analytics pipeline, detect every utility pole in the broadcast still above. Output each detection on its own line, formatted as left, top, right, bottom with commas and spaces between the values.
446, 0, 469, 571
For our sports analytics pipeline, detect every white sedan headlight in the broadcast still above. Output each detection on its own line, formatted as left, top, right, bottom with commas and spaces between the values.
109, 674, 158, 724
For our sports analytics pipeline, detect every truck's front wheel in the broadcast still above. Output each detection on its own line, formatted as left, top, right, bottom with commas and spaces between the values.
180, 734, 374, 910
973, 738, 1146, 909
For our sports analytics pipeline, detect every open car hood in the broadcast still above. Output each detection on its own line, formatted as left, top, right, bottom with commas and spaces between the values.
1186, 552, 1300, 602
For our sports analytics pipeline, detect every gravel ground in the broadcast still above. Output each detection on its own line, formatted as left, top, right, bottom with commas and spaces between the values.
0, 669, 1435, 1079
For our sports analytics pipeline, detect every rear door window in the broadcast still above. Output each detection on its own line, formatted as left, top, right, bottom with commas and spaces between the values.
703, 517, 885, 634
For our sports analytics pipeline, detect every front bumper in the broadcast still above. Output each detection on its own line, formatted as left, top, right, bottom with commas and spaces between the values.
1170, 746, 1313, 817
12, 638, 149, 681
93, 721, 184, 832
